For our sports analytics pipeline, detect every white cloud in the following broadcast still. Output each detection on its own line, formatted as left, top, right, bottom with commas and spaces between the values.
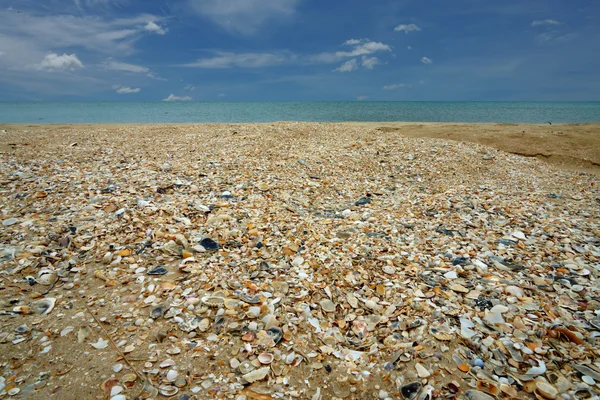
336, 40, 391, 58
361, 56, 379, 69
334, 59, 358, 72
218, 93, 226, 97
105, 60, 149, 74
394, 24, 421, 33
163, 93, 193, 101
0, 10, 167, 77
36, 53, 84, 71
407, 46, 413, 50
144, 21, 167, 35
189, 0, 300, 35
383, 83, 405, 90
421, 56, 433, 64
184, 84, 196, 91
184, 51, 290, 68
356, 95, 368, 100
531, 19, 561, 26
115, 86, 140, 94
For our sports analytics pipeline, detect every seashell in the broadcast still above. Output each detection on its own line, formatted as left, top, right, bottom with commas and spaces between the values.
237, 292, 262, 304
525, 360, 546, 376
150, 304, 167, 318
224, 299, 239, 309
534, 381, 558, 399
238, 361, 255, 374
160, 359, 176, 368
167, 347, 181, 355
166, 369, 179, 382
148, 266, 168, 275
37, 268, 58, 285
465, 390, 495, 400
401, 382, 422, 400
258, 353, 274, 364
319, 299, 336, 313
202, 296, 225, 307
242, 366, 270, 383
14, 324, 29, 334
199, 238, 219, 250
159, 385, 178, 396
32, 297, 56, 315
415, 363, 430, 378
91, 338, 109, 349
499, 384, 518, 397
477, 381, 499, 396
266, 327, 283, 344
573, 389, 593, 399
572, 364, 600, 381
122, 373, 137, 383
198, 318, 210, 332
110, 395, 126, 400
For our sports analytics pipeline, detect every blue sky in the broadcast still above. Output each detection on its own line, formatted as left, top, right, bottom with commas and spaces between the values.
0, 0, 598, 101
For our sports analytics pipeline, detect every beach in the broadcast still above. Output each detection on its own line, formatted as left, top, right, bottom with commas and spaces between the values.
1, 122, 599, 399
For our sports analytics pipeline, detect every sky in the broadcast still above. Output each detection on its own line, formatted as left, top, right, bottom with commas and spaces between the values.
0, 0, 599, 101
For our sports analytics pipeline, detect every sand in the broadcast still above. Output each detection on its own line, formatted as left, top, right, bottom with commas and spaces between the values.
0, 122, 599, 399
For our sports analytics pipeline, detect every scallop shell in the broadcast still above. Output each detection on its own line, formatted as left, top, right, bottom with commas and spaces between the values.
258, 353, 274, 364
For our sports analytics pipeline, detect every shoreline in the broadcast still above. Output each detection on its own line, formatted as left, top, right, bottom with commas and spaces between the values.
3, 122, 599, 174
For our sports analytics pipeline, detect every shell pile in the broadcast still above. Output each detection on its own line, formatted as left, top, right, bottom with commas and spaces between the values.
0, 122, 599, 399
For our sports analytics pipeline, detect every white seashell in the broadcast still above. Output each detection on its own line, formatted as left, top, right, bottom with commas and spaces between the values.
33, 297, 56, 315
201, 296, 225, 307
113, 363, 123, 373
111, 395, 126, 400
258, 353, 274, 364
319, 299, 336, 313
159, 385, 178, 396
91, 338, 109, 349
415, 363, 430, 378
110, 386, 124, 396
166, 369, 179, 382
242, 366, 270, 383
37, 268, 58, 285
160, 359, 176, 368
526, 360, 546, 376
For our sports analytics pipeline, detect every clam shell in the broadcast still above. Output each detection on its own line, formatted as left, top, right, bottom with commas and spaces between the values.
158, 385, 178, 396
266, 327, 283, 344
33, 297, 56, 315
258, 353, 274, 364
401, 382, 422, 400
166, 369, 179, 382
242, 366, 270, 383
37, 268, 58, 285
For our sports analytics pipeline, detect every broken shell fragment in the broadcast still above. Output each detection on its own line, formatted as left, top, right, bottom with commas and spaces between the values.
401, 382, 422, 400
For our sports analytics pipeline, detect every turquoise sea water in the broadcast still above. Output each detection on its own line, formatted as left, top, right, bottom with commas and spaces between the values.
0, 101, 599, 124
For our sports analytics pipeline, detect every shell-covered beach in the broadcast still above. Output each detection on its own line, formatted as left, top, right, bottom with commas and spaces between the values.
1, 123, 599, 399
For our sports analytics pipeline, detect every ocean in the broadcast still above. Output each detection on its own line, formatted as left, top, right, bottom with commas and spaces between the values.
0, 101, 599, 124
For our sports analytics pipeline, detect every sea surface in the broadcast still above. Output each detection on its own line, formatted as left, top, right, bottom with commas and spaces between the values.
0, 101, 599, 124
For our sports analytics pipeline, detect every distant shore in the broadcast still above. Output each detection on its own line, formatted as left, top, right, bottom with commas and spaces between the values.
2, 122, 599, 174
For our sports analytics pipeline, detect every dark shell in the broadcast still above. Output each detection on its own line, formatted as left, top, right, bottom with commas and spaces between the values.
200, 238, 219, 250
148, 266, 168, 275
354, 197, 371, 206
266, 327, 282, 344
452, 257, 469, 266
151, 305, 167, 318
401, 382, 422, 400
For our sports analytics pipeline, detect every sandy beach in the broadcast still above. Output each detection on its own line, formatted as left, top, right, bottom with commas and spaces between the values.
1, 122, 599, 399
